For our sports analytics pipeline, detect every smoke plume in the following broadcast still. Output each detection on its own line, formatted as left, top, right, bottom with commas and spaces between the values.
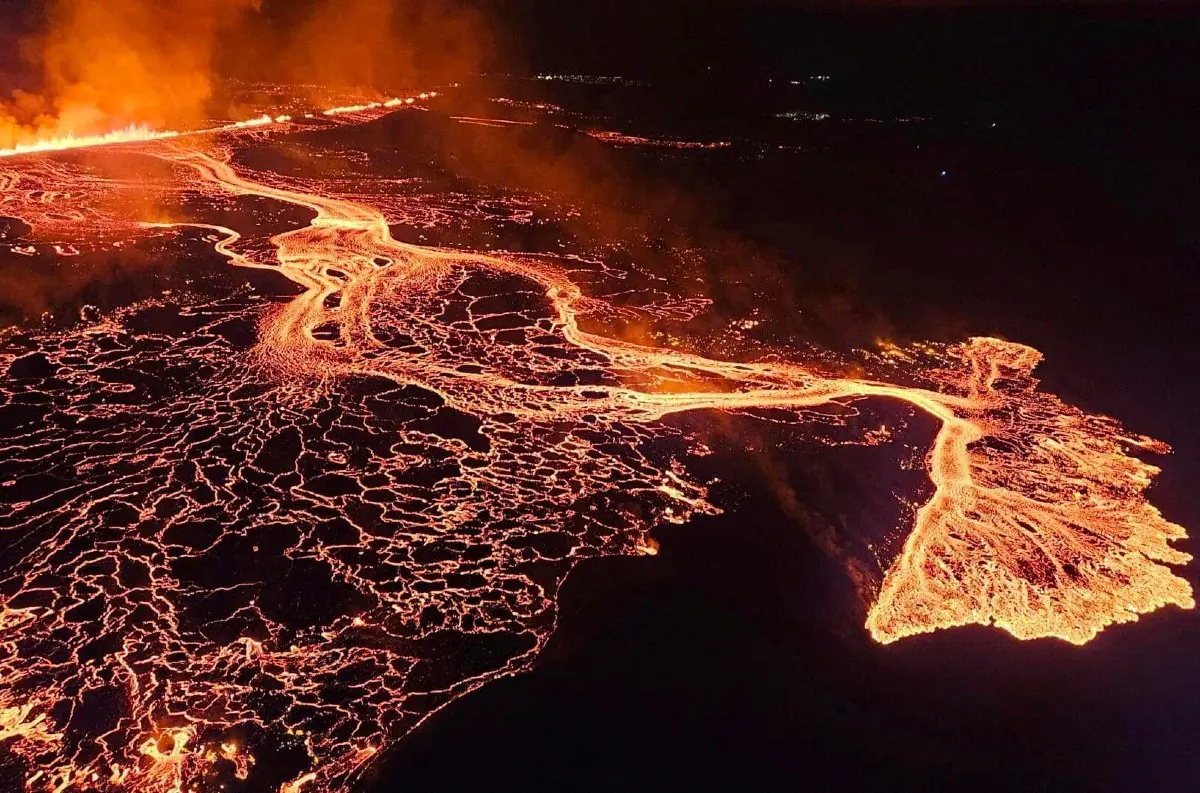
1, 0, 260, 148
0, 0, 491, 149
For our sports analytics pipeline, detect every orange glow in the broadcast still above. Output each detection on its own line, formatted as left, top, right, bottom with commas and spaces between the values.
586, 130, 733, 149
0, 94, 438, 159
0, 0, 466, 154
148, 140, 1194, 650
0, 124, 182, 158
0, 98, 1190, 793
0, 0, 260, 152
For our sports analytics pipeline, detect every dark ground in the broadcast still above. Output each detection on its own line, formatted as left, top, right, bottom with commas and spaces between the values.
365, 5, 1200, 792
2, 3, 1196, 791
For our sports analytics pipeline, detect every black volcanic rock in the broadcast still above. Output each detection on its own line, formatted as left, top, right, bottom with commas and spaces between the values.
7, 352, 57, 379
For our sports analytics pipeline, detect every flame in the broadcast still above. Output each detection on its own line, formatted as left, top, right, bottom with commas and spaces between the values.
0, 93, 439, 159
0, 124, 182, 158
1, 0, 474, 153
0, 700, 62, 745
0, 0, 260, 150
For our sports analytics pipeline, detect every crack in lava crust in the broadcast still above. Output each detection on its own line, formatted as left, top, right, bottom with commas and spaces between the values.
0, 129, 1192, 792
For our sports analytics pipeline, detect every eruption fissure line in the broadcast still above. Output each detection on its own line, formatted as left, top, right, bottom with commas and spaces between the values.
0, 118, 1190, 793
0, 93, 437, 159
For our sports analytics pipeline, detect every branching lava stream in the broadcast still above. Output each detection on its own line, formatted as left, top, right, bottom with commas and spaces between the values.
0, 105, 1191, 792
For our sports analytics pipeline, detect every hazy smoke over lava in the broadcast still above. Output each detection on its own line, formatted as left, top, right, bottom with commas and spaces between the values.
0, 0, 259, 147
238, 0, 491, 92
0, 0, 490, 149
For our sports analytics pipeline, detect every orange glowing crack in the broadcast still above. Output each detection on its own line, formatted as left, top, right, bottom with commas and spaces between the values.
0, 100, 1190, 793
585, 130, 733, 149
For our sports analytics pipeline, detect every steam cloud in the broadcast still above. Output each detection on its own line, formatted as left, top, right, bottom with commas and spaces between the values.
1, 0, 259, 147
0, 0, 490, 149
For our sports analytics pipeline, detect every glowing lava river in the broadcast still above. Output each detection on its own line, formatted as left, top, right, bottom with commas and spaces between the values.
0, 99, 1191, 792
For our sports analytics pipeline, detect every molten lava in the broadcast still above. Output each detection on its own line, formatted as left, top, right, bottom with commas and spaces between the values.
0, 93, 437, 159
0, 125, 183, 159
0, 96, 1190, 792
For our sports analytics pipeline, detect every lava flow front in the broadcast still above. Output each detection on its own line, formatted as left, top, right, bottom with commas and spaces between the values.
0, 99, 1191, 793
